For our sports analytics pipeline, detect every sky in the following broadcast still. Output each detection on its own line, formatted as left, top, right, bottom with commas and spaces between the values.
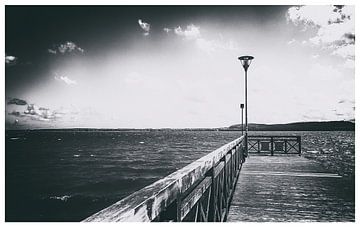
5, 5, 355, 129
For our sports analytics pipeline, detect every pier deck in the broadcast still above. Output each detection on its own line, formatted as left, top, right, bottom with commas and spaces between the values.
227, 155, 355, 222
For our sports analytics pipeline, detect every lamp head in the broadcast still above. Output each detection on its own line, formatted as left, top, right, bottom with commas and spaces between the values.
238, 55, 254, 71
240, 103, 244, 109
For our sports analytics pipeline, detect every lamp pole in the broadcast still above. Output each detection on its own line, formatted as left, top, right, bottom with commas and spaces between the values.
238, 55, 254, 158
240, 103, 244, 135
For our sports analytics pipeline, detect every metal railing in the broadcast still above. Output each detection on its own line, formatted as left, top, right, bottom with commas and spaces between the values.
248, 135, 301, 156
83, 136, 245, 222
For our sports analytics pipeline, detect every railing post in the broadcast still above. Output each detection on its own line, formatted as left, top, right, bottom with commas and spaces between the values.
176, 196, 181, 222
298, 136, 301, 156
209, 168, 215, 222
270, 137, 274, 156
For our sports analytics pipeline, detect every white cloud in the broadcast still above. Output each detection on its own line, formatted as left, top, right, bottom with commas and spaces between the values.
23, 104, 56, 121
7, 102, 59, 123
163, 28, 172, 33
174, 24, 201, 40
48, 49, 57, 54
59, 41, 84, 54
54, 73, 77, 85
287, 5, 354, 60
49, 41, 84, 55
5, 54, 17, 65
171, 24, 238, 53
138, 19, 150, 36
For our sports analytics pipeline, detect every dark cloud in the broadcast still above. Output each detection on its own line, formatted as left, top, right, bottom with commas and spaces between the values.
344, 33, 355, 43
334, 5, 344, 10
8, 111, 22, 117
7, 98, 27, 105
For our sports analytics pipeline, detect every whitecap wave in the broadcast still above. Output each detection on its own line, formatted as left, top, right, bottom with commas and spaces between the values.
49, 195, 72, 202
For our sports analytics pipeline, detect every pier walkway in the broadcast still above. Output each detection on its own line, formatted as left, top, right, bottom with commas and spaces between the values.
83, 136, 354, 222
227, 155, 355, 222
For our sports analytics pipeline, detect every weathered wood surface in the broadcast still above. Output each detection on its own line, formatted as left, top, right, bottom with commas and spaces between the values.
227, 155, 355, 222
83, 137, 244, 222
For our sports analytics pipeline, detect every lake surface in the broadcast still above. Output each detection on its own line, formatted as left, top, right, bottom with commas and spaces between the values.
5, 130, 355, 221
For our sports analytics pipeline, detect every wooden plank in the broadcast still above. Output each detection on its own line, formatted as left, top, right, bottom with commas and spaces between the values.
213, 161, 225, 178
180, 177, 212, 220
83, 136, 244, 222
227, 155, 354, 222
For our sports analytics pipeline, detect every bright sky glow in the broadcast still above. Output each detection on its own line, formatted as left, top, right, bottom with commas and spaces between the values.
5, 5, 355, 129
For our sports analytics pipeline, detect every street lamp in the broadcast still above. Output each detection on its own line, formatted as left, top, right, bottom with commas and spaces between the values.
238, 55, 254, 157
240, 103, 244, 135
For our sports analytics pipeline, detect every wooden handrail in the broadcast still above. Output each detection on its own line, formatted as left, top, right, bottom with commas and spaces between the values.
83, 136, 245, 222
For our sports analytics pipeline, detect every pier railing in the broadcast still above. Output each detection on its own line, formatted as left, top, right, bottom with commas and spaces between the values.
83, 136, 245, 222
248, 135, 301, 156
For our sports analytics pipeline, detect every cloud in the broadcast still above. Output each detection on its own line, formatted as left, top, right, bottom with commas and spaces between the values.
331, 44, 354, 59
138, 19, 150, 36
7, 98, 27, 105
23, 104, 57, 121
7, 102, 59, 122
5, 54, 17, 65
54, 72, 77, 85
48, 49, 57, 54
170, 24, 238, 53
174, 24, 201, 40
287, 5, 354, 60
163, 28, 172, 33
48, 41, 84, 55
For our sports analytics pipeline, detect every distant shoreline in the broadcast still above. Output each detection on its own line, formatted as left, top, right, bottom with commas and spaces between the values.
5, 121, 355, 132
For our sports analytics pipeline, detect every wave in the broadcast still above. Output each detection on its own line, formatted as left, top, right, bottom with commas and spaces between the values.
49, 195, 72, 202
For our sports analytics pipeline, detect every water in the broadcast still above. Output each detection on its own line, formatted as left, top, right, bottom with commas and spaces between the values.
5, 130, 354, 221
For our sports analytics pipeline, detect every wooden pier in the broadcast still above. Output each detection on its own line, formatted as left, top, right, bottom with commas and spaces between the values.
83, 135, 354, 222
227, 155, 354, 221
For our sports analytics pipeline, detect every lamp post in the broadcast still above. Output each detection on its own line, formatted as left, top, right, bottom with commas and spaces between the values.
238, 55, 254, 157
240, 103, 244, 135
